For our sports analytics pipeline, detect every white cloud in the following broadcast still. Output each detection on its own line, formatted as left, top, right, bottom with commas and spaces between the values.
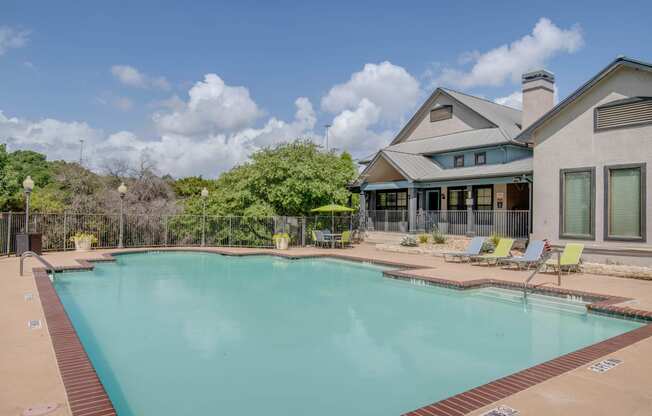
322, 61, 420, 121
111, 65, 170, 90
153, 74, 263, 136
0, 26, 29, 56
436, 18, 583, 88
328, 99, 393, 154
494, 91, 523, 109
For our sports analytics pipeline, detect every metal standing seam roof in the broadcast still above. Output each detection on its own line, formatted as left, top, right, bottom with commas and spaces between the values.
385, 128, 509, 155
380, 150, 532, 182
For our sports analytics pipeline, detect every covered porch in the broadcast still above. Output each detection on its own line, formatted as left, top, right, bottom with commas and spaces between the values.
360, 177, 531, 238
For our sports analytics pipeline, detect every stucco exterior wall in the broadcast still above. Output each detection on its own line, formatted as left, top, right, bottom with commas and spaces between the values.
531, 66, 652, 258
405, 95, 492, 142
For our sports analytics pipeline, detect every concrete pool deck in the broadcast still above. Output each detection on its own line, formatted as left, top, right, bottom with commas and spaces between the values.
1, 244, 651, 416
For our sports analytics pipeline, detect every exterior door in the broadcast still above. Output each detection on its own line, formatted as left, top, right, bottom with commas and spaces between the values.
426, 189, 441, 211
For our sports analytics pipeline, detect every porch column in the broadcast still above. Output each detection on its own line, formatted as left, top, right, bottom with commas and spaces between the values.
408, 187, 417, 233
466, 185, 475, 236
359, 191, 366, 230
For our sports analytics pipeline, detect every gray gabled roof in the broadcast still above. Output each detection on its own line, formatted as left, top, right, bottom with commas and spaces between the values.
377, 149, 532, 182
442, 89, 522, 140
516, 56, 652, 142
389, 88, 522, 146
385, 128, 509, 155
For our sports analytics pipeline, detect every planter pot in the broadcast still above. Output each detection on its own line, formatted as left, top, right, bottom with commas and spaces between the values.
275, 237, 289, 250
74, 238, 93, 252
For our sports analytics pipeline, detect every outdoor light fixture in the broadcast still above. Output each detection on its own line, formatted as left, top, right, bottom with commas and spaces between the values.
23, 176, 34, 233
118, 182, 127, 248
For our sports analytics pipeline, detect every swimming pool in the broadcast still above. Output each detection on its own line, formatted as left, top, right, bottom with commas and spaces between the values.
53, 252, 642, 415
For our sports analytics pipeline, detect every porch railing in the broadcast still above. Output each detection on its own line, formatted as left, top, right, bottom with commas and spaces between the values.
361, 210, 530, 238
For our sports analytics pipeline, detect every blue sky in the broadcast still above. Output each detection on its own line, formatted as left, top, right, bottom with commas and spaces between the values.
1, 1, 651, 177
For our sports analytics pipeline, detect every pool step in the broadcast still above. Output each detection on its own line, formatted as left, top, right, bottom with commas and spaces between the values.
471, 287, 588, 315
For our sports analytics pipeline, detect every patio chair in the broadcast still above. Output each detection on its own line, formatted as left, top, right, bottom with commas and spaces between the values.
312, 230, 326, 247
336, 230, 351, 248
471, 238, 515, 266
501, 240, 546, 270
544, 243, 584, 274
442, 236, 486, 262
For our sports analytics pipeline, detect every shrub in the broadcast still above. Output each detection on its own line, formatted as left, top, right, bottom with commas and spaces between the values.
400, 235, 418, 247
417, 234, 429, 244
432, 230, 447, 244
481, 233, 501, 253
272, 233, 290, 241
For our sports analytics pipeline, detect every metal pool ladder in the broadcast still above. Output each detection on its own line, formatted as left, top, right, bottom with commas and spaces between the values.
522, 252, 554, 299
20, 251, 56, 277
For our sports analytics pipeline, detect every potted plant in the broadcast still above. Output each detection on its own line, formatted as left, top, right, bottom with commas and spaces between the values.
273, 233, 290, 250
70, 232, 98, 252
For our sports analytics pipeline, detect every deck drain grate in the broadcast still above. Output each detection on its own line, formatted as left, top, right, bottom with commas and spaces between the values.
481, 406, 519, 416
28, 319, 42, 329
24, 292, 34, 301
588, 358, 623, 373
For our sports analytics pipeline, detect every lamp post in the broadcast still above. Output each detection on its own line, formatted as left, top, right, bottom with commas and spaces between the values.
118, 182, 127, 248
23, 176, 34, 233
201, 187, 209, 247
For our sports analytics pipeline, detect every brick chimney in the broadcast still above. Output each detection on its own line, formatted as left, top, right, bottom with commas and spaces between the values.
521, 69, 555, 129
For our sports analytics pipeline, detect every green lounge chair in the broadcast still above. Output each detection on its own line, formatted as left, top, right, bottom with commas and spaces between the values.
545, 243, 584, 273
336, 230, 351, 248
471, 238, 514, 265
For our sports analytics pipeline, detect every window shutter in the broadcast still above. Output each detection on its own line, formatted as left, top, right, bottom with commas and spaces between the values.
609, 168, 641, 237
563, 171, 592, 236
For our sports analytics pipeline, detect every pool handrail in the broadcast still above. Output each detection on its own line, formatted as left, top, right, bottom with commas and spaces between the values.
20, 251, 56, 277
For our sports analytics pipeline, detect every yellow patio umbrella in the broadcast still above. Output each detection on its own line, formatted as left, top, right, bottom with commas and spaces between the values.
310, 204, 355, 233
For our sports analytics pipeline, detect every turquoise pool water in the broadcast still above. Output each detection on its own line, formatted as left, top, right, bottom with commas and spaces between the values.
54, 252, 641, 415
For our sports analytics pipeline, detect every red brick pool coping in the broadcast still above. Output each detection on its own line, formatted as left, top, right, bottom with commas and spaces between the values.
32, 248, 652, 416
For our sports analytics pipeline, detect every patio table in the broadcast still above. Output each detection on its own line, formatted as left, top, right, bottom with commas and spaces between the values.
322, 233, 342, 248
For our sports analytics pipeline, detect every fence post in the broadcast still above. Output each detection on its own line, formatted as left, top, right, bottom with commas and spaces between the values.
63, 212, 67, 251
5, 213, 11, 255
164, 215, 168, 247
228, 217, 232, 246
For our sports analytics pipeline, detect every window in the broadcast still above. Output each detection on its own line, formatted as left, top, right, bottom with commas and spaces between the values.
473, 186, 493, 210
375, 190, 408, 210
605, 164, 646, 241
454, 155, 465, 168
595, 97, 652, 131
430, 105, 452, 122
560, 168, 595, 239
475, 152, 486, 165
447, 187, 466, 211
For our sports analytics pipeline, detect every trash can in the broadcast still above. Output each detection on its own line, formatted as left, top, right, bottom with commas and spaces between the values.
16, 233, 43, 256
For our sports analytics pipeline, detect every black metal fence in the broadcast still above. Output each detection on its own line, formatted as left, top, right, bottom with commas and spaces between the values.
0, 212, 360, 255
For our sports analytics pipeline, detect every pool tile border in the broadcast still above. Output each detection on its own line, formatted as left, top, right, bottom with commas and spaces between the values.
33, 267, 117, 416
33, 248, 652, 416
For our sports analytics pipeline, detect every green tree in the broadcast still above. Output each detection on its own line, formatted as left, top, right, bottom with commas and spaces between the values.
184, 141, 358, 217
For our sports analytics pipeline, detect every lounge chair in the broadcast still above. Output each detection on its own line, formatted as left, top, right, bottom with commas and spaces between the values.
544, 243, 584, 273
336, 230, 351, 248
501, 240, 546, 269
442, 236, 486, 262
471, 238, 515, 265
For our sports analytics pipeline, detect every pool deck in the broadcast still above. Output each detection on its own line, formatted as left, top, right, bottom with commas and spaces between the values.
1, 244, 652, 416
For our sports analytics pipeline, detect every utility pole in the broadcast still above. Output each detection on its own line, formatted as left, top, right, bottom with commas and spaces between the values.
324, 124, 331, 151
